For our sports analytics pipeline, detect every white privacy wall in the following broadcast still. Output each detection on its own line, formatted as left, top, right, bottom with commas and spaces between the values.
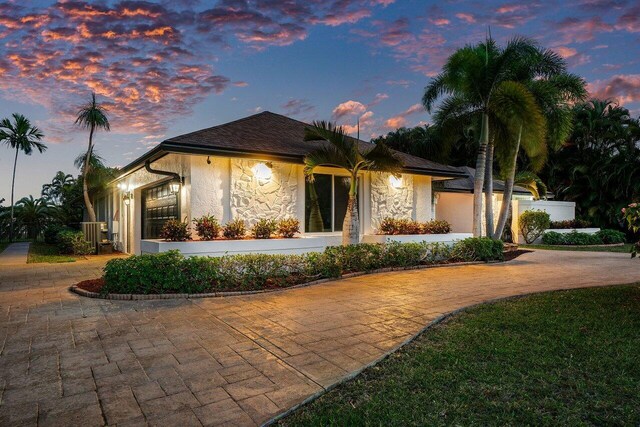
190, 156, 228, 222
512, 200, 576, 243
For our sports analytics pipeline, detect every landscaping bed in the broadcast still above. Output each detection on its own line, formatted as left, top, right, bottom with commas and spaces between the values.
72, 238, 510, 298
279, 285, 640, 426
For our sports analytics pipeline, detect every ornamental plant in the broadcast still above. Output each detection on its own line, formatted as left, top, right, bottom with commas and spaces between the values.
518, 210, 550, 244
622, 202, 640, 257
377, 217, 452, 235
193, 215, 221, 240
222, 218, 246, 239
251, 219, 277, 239
278, 217, 300, 238
160, 219, 190, 241
422, 219, 451, 234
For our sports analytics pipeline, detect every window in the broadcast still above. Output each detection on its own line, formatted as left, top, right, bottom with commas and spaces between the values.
142, 182, 179, 239
305, 173, 359, 232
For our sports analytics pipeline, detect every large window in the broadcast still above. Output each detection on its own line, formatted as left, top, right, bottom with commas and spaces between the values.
142, 182, 179, 239
305, 173, 359, 232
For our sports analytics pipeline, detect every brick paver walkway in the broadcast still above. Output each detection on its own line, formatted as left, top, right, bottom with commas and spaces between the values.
1, 250, 640, 426
0, 242, 30, 266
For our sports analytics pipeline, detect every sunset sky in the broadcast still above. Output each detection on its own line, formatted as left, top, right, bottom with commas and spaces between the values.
0, 0, 639, 201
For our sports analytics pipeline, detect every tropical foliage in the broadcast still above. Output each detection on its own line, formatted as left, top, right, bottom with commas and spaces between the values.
304, 121, 403, 245
0, 113, 46, 241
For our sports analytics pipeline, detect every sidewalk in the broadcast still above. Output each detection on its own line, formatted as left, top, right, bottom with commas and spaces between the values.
0, 242, 30, 267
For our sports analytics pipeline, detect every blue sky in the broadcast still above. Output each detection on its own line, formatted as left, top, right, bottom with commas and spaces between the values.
0, 0, 639, 201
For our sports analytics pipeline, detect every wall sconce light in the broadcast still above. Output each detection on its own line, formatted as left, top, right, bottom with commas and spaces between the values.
122, 191, 132, 205
169, 180, 181, 195
389, 175, 403, 189
252, 162, 273, 183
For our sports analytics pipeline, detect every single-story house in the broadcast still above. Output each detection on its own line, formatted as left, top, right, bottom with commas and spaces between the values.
94, 112, 471, 256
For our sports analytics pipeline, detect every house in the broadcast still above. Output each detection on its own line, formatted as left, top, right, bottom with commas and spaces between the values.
94, 112, 470, 256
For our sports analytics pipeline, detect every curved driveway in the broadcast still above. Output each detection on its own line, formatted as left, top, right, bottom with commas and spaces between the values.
1, 250, 639, 426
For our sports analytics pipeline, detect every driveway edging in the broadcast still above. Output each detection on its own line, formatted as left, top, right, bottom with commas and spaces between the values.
69, 260, 492, 300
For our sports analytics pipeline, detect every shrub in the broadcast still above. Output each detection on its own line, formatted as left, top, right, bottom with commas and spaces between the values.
422, 219, 451, 234
193, 215, 221, 240
549, 219, 592, 229
44, 224, 64, 244
378, 217, 452, 235
223, 219, 246, 239
541, 231, 565, 245
251, 219, 277, 239
160, 219, 190, 241
596, 229, 626, 244
451, 237, 504, 262
57, 230, 94, 255
101, 240, 503, 295
277, 217, 300, 238
519, 210, 550, 244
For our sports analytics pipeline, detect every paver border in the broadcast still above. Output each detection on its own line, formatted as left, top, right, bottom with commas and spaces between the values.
69, 260, 494, 300
263, 281, 640, 426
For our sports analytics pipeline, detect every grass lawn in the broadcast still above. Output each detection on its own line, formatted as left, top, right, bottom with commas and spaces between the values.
27, 242, 80, 263
281, 285, 640, 426
524, 243, 634, 253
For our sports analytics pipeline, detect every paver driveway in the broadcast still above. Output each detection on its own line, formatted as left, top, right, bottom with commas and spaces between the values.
1, 250, 640, 426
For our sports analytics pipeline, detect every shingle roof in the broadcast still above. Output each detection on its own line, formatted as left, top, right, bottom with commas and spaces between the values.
434, 166, 532, 195
159, 111, 464, 177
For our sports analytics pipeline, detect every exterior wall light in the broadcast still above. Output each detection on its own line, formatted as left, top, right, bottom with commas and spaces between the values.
122, 192, 132, 205
169, 180, 181, 195
252, 162, 273, 182
389, 175, 403, 189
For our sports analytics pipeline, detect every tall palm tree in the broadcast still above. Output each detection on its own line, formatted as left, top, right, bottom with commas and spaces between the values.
304, 121, 403, 245
75, 93, 110, 222
494, 72, 587, 238
42, 172, 75, 205
0, 113, 46, 242
423, 36, 559, 237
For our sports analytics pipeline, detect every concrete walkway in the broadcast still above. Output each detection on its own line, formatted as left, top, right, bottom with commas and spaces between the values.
0, 242, 30, 266
1, 250, 640, 426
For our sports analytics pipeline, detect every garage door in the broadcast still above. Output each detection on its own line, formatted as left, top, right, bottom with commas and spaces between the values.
142, 182, 179, 239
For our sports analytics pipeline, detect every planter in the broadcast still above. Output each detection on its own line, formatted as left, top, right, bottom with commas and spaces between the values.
362, 233, 472, 245
140, 235, 330, 257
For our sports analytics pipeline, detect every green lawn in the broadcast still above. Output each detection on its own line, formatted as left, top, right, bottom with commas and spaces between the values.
524, 243, 634, 253
27, 242, 79, 263
281, 285, 640, 426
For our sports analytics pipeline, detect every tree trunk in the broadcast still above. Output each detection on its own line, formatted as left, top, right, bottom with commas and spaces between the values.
472, 113, 489, 237
307, 183, 324, 232
342, 196, 359, 245
9, 147, 18, 242
342, 175, 359, 245
495, 126, 522, 239
83, 125, 97, 222
484, 142, 495, 238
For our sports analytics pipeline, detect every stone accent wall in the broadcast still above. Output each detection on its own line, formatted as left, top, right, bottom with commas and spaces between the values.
231, 159, 298, 226
370, 173, 414, 230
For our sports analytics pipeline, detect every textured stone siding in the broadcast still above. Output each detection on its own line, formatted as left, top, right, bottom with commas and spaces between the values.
231, 159, 298, 225
370, 173, 414, 229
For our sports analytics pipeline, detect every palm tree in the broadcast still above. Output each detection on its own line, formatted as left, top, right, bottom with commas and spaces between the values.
493, 72, 587, 238
423, 36, 558, 237
14, 196, 55, 240
75, 93, 110, 222
0, 113, 46, 241
304, 121, 403, 245
42, 172, 75, 205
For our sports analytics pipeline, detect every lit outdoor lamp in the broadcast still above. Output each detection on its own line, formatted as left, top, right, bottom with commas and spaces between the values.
252, 162, 273, 183
389, 175, 403, 189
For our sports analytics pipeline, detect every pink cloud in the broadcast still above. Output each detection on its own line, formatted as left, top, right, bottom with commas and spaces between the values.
587, 74, 640, 104
383, 103, 424, 130
332, 100, 367, 120
550, 17, 613, 44
455, 13, 476, 23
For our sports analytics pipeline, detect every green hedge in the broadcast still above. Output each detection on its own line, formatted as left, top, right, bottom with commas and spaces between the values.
102, 238, 504, 295
542, 229, 626, 246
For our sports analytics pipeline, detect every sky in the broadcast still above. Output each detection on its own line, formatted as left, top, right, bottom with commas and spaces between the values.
0, 0, 639, 201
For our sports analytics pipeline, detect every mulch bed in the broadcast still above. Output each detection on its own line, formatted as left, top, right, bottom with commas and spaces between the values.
76, 278, 105, 293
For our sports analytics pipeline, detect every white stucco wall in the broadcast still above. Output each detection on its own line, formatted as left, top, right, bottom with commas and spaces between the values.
512, 200, 576, 243
190, 155, 228, 222
414, 175, 432, 222
230, 159, 299, 226
370, 172, 414, 231
435, 192, 474, 234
